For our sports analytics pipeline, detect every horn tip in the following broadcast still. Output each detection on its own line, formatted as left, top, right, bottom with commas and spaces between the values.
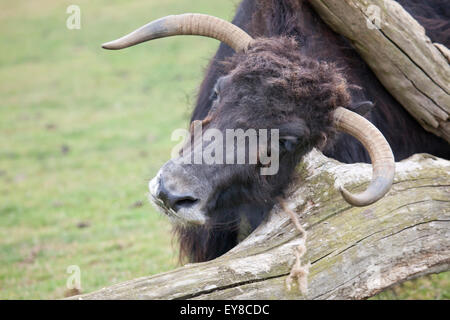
339, 186, 368, 207
101, 41, 120, 50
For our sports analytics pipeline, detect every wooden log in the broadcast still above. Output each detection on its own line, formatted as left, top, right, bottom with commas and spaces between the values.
308, 0, 450, 142
69, 151, 450, 300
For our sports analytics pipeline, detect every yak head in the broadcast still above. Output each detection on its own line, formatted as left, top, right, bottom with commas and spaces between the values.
103, 14, 395, 261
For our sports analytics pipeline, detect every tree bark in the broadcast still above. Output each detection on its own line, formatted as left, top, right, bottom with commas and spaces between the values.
70, 151, 450, 300
308, 0, 450, 142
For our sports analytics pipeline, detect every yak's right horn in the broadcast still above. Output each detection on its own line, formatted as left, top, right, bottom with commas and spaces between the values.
333, 107, 395, 207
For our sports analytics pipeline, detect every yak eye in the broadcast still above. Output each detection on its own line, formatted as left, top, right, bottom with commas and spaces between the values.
210, 90, 219, 101
210, 84, 220, 102
279, 136, 299, 152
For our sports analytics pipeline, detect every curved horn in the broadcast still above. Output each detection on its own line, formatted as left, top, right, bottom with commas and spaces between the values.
333, 107, 395, 206
102, 13, 254, 52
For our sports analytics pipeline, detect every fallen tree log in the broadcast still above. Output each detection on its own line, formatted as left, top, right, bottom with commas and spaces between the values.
71, 150, 450, 300
308, 0, 450, 142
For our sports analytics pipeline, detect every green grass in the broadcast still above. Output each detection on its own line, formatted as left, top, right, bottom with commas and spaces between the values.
0, 0, 447, 299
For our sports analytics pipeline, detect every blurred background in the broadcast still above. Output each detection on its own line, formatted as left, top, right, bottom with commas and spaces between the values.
0, 0, 448, 299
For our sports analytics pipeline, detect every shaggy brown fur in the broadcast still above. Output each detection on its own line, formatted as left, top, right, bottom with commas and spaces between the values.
221, 37, 350, 142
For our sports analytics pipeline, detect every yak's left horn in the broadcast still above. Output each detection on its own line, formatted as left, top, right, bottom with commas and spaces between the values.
333, 107, 395, 207
102, 13, 253, 53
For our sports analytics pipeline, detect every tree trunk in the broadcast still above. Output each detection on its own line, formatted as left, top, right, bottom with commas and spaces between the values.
308, 0, 450, 142
70, 151, 450, 300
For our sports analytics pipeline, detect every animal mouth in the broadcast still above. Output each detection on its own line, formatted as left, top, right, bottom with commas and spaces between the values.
173, 197, 199, 212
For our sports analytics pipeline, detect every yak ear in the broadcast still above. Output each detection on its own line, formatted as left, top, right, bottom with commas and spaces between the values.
317, 131, 328, 150
350, 101, 374, 117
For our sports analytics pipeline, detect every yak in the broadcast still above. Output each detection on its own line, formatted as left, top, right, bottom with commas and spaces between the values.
102, 0, 450, 263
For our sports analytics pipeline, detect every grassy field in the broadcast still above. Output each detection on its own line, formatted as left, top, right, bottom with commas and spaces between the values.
0, 0, 448, 299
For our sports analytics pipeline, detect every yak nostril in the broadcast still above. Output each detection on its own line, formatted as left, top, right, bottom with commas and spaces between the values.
160, 193, 199, 212
156, 179, 199, 212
